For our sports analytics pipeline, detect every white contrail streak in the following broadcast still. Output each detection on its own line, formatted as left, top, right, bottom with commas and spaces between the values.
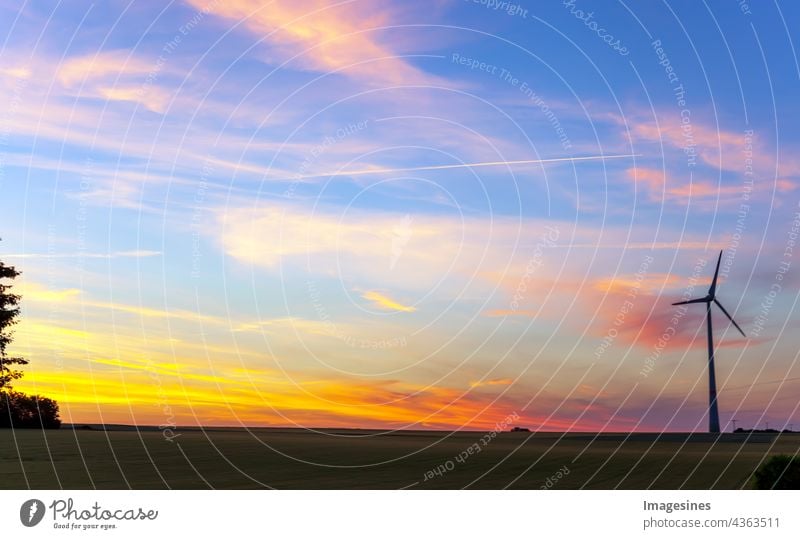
292, 153, 639, 180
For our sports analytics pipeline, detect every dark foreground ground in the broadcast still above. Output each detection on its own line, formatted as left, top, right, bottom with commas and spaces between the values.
2, 427, 798, 489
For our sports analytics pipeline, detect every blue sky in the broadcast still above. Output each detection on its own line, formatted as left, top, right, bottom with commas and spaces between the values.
1, 0, 799, 431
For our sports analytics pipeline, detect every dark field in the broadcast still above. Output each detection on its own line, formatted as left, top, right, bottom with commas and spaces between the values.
2, 427, 798, 489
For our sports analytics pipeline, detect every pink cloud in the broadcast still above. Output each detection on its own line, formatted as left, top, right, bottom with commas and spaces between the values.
615, 111, 800, 182
186, 0, 439, 85
57, 50, 155, 87
625, 166, 793, 206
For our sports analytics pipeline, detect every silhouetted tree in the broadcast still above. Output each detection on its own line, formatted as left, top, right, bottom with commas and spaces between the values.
753, 455, 800, 489
0, 250, 27, 389
0, 243, 61, 428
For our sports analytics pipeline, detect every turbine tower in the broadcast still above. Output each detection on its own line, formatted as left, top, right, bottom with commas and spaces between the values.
672, 251, 745, 433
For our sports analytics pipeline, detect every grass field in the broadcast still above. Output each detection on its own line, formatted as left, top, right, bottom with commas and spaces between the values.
2, 427, 798, 489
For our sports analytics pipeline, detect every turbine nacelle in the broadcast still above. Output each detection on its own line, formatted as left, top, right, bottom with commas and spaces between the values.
671, 251, 745, 337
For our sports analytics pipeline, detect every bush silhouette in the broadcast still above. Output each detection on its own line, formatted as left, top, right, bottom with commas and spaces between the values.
0, 390, 61, 429
753, 455, 800, 489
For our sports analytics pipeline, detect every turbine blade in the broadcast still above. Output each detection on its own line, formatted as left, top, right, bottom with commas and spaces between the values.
672, 297, 708, 306
709, 250, 723, 297
714, 299, 746, 337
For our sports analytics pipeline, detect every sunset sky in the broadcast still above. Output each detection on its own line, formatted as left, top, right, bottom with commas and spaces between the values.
1, 1, 799, 431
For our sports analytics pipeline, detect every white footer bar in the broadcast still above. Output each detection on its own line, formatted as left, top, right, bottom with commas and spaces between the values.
1, 490, 796, 538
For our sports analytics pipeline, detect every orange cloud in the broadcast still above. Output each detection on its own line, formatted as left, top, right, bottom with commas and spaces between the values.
186, 0, 437, 85
17, 365, 522, 430
14, 290, 609, 431
13, 294, 690, 432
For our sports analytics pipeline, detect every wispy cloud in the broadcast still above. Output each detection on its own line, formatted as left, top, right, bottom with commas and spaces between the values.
57, 50, 168, 112
592, 273, 682, 295
622, 112, 800, 181
95, 85, 171, 113
625, 165, 796, 210
626, 167, 767, 205
57, 50, 155, 87
186, 0, 439, 85
469, 377, 513, 389
0, 65, 32, 79
362, 290, 416, 312
3, 250, 162, 259
18, 282, 82, 303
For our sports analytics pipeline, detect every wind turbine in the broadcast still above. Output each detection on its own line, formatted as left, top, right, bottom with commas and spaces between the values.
672, 251, 745, 433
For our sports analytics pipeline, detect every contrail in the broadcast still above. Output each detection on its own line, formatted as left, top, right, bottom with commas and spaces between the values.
292, 153, 639, 180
